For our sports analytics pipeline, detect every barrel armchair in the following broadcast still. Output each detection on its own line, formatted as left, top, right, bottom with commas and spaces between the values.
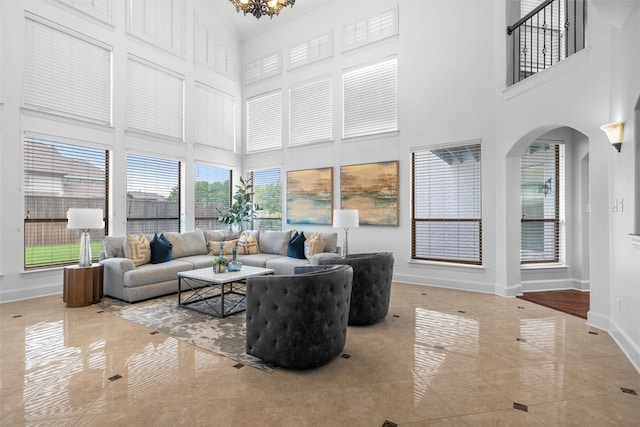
245, 264, 353, 369
319, 252, 394, 325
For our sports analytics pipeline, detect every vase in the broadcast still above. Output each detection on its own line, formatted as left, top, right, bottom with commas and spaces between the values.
228, 247, 242, 272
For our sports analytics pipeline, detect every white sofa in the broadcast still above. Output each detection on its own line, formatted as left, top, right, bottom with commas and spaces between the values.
99, 229, 340, 303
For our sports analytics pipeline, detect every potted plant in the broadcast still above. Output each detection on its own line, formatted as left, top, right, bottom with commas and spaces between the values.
218, 176, 256, 232
212, 255, 229, 274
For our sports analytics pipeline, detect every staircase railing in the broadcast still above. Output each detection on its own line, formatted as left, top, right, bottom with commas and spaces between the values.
507, 0, 586, 85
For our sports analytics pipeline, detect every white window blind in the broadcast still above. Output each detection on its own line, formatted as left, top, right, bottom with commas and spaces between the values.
343, 57, 398, 139
195, 83, 236, 151
127, 57, 184, 140
245, 51, 281, 83
246, 91, 282, 153
56, 0, 112, 23
342, 8, 397, 52
521, 142, 565, 263
127, 0, 185, 55
289, 32, 332, 70
126, 153, 181, 234
251, 168, 282, 231
194, 17, 238, 80
23, 16, 112, 125
23, 138, 108, 269
289, 79, 332, 146
412, 143, 482, 265
195, 163, 231, 230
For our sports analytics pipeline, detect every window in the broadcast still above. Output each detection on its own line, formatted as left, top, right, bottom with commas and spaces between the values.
289, 32, 332, 70
246, 91, 282, 153
343, 57, 398, 139
127, 0, 185, 55
195, 82, 236, 151
342, 7, 398, 52
245, 51, 281, 83
23, 14, 112, 125
251, 168, 282, 231
521, 142, 565, 264
126, 154, 181, 234
23, 138, 108, 269
56, 0, 112, 23
194, 164, 232, 230
412, 143, 482, 265
289, 79, 332, 146
127, 56, 185, 140
194, 15, 238, 80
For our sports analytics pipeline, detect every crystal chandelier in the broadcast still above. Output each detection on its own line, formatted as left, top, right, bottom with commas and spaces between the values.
229, 0, 295, 19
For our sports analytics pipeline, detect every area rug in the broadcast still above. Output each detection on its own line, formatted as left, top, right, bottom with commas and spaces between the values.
99, 293, 274, 372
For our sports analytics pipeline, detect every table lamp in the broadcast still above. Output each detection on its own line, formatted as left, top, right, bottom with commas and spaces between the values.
333, 209, 359, 257
67, 208, 104, 267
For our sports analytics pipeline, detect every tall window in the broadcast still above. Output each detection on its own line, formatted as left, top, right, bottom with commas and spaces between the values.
246, 91, 282, 153
289, 79, 332, 146
251, 168, 282, 231
343, 57, 398, 139
412, 143, 482, 265
195, 164, 232, 230
23, 138, 108, 269
521, 142, 565, 264
126, 154, 181, 234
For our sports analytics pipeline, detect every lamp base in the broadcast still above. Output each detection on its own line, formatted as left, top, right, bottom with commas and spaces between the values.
79, 231, 92, 267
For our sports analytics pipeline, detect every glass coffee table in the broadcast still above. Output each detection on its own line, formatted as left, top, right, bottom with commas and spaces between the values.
178, 266, 274, 318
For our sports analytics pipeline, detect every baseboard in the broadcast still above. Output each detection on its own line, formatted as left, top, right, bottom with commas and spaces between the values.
608, 319, 640, 374
393, 273, 496, 294
0, 283, 60, 303
520, 278, 589, 292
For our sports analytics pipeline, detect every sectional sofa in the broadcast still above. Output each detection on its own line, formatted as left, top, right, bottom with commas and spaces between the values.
99, 229, 340, 303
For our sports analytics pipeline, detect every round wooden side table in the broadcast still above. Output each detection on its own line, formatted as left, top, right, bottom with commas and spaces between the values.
63, 263, 104, 307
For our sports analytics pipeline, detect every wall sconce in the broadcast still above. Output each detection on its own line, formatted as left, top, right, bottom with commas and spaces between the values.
600, 121, 625, 152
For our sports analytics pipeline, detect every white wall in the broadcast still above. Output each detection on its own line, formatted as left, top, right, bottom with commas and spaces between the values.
0, 0, 243, 302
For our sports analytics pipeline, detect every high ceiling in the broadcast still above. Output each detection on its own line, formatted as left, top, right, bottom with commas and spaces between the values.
212, 0, 327, 40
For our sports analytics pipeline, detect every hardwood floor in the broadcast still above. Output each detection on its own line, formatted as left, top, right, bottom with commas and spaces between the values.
517, 289, 589, 319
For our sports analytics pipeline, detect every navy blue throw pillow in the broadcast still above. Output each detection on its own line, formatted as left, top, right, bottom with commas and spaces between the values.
150, 232, 173, 264
287, 231, 306, 259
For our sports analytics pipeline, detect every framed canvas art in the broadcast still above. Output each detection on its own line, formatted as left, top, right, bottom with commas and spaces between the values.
286, 167, 333, 225
340, 160, 399, 226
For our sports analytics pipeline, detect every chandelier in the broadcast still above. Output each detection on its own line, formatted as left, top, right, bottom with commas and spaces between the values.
229, 0, 295, 19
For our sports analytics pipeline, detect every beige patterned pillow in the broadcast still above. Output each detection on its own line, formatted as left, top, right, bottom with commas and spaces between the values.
238, 231, 259, 255
304, 232, 325, 260
123, 233, 151, 266
207, 239, 238, 256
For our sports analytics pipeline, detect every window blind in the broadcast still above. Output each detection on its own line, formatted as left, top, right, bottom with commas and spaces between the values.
195, 82, 236, 151
289, 79, 332, 146
24, 16, 112, 125
246, 91, 282, 153
127, 0, 185, 55
343, 57, 398, 139
246, 51, 281, 83
342, 8, 397, 52
23, 138, 108, 269
194, 17, 238, 80
251, 168, 282, 231
289, 32, 332, 69
126, 153, 181, 234
412, 143, 482, 265
57, 0, 112, 23
127, 57, 184, 140
195, 163, 231, 230
521, 143, 564, 263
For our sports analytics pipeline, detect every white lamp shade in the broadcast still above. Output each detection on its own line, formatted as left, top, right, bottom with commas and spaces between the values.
600, 121, 624, 143
67, 208, 104, 230
333, 209, 359, 228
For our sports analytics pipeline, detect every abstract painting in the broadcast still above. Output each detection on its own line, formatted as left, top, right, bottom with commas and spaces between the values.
286, 167, 333, 224
340, 160, 399, 226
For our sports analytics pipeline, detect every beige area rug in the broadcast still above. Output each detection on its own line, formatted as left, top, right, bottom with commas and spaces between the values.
99, 292, 274, 372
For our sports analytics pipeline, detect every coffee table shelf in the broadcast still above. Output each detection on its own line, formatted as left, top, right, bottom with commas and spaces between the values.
178, 266, 274, 318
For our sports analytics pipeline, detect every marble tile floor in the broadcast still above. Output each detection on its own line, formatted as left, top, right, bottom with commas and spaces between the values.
1, 282, 640, 426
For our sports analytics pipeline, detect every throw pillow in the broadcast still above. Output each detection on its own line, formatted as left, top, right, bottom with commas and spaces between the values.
123, 232, 151, 266
287, 231, 306, 259
238, 231, 259, 255
304, 232, 326, 260
150, 233, 173, 264
207, 239, 238, 256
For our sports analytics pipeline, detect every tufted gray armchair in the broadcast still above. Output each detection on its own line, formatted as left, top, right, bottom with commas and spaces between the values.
245, 264, 353, 369
319, 252, 394, 326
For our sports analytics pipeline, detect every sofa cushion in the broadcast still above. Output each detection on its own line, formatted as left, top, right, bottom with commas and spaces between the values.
237, 253, 283, 269
265, 256, 310, 275
238, 230, 260, 255
150, 233, 173, 264
123, 233, 151, 266
165, 230, 207, 258
287, 231, 306, 259
259, 230, 291, 255
104, 236, 126, 258
207, 239, 238, 256
318, 232, 338, 253
304, 232, 325, 260
123, 260, 193, 288
202, 230, 227, 242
